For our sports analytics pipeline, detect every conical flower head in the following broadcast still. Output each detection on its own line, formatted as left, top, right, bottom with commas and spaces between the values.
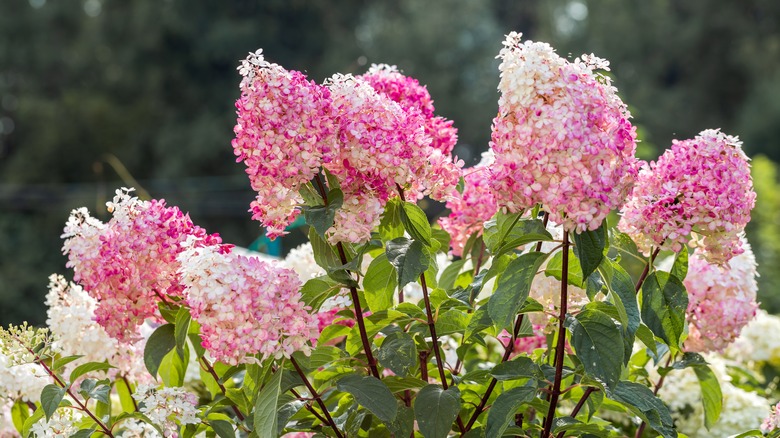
233, 49, 338, 238
619, 129, 756, 264
489, 32, 640, 232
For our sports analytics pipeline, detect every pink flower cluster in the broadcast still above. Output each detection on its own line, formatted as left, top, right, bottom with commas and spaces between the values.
763, 403, 780, 433
61, 188, 223, 342
619, 129, 756, 264
233, 50, 338, 238
489, 32, 640, 232
233, 51, 462, 244
360, 64, 458, 155
178, 239, 318, 365
497, 324, 549, 358
439, 152, 498, 256
684, 237, 758, 353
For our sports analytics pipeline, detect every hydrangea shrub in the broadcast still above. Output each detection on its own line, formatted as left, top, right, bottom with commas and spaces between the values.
1, 33, 773, 438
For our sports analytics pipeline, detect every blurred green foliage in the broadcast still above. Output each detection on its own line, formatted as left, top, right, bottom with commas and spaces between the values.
1, 0, 779, 324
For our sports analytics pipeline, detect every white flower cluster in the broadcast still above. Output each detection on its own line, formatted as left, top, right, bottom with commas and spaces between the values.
283, 242, 353, 311
0, 349, 49, 403
726, 309, 780, 366
45, 274, 151, 384
657, 355, 769, 437
30, 408, 84, 437
133, 384, 199, 436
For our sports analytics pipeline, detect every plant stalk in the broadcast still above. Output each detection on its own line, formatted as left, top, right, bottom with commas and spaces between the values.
291, 357, 345, 438
541, 232, 570, 437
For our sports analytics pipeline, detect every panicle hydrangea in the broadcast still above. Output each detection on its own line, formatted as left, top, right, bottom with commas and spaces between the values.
619, 129, 756, 264
45, 274, 152, 384
497, 324, 549, 358
360, 63, 458, 155
324, 73, 462, 244
30, 408, 84, 437
489, 32, 640, 232
116, 419, 163, 437
0, 352, 49, 403
439, 151, 498, 256
684, 238, 759, 353
133, 384, 199, 437
233, 50, 338, 238
61, 188, 224, 342
726, 309, 780, 366
179, 239, 318, 365
657, 355, 769, 437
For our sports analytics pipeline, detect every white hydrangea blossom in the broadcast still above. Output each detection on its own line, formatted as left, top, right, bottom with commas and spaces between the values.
133, 384, 199, 436
30, 408, 84, 437
283, 242, 353, 311
45, 274, 152, 384
657, 355, 769, 437
0, 352, 49, 403
725, 309, 780, 366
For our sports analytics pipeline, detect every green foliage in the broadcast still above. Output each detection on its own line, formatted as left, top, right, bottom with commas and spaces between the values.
414, 385, 462, 438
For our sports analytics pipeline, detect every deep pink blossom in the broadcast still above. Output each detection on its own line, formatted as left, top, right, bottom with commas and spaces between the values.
489, 32, 640, 232
439, 152, 497, 256
619, 129, 755, 264
233, 49, 338, 238
360, 64, 458, 155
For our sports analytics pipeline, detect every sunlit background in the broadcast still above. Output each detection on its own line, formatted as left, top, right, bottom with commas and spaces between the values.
2, 0, 779, 325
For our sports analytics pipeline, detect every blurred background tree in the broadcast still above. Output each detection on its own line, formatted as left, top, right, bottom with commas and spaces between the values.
1, 0, 778, 325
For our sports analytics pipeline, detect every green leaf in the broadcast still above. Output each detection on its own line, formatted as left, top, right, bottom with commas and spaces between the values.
490, 357, 545, 381
573, 224, 607, 279
545, 248, 585, 288
414, 385, 461, 438
671, 245, 689, 281
304, 188, 343, 237
175, 306, 191, 360
22, 405, 44, 437
386, 237, 430, 290
300, 275, 341, 311
210, 420, 235, 438
337, 373, 398, 424
377, 332, 417, 377
40, 384, 66, 420
383, 376, 428, 393
308, 227, 341, 270
435, 309, 469, 336
144, 323, 176, 379
364, 253, 398, 312
693, 363, 722, 429
610, 380, 676, 438
276, 396, 305, 435
379, 198, 405, 241
51, 355, 83, 372
483, 215, 552, 257
78, 378, 111, 404
601, 259, 640, 334
159, 343, 188, 387
11, 400, 29, 432
486, 384, 537, 438
253, 367, 283, 436
115, 375, 136, 413
69, 361, 113, 384
566, 307, 624, 390
635, 324, 658, 356
389, 404, 415, 438
640, 271, 688, 349
400, 202, 432, 246
70, 429, 97, 438
439, 259, 466, 291
488, 251, 547, 330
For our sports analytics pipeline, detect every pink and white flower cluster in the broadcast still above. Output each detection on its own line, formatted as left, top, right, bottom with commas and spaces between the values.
233, 51, 462, 244
619, 129, 755, 264
439, 151, 498, 256
61, 188, 224, 342
233, 49, 338, 238
178, 239, 318, 365
359, 63, 458, 155
684, 237, 758, 353
489, 32, 640, 232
